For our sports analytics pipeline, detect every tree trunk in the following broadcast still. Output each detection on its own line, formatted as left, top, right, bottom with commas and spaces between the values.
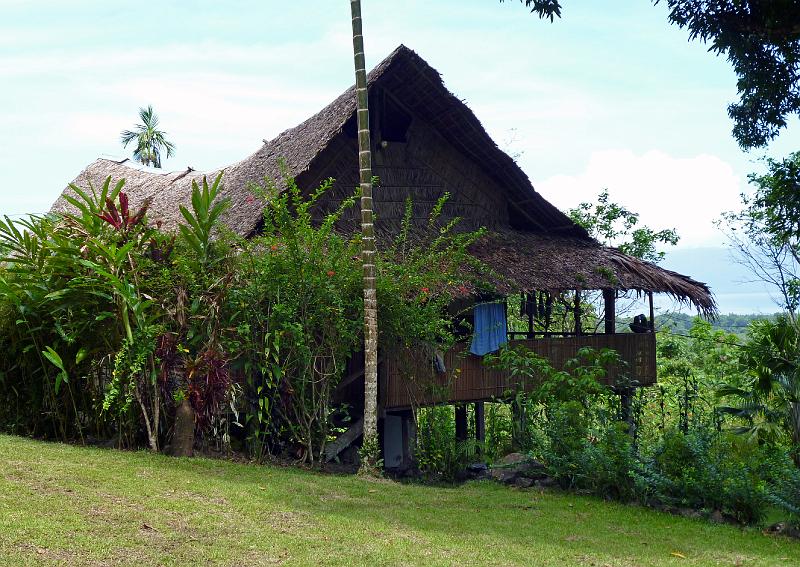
170, 399, 195, 457
790, 401, 800, 468
350, 0, 379, 468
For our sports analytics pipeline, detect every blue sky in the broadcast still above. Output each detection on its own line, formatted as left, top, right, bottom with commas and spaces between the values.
1, 0, 797, 313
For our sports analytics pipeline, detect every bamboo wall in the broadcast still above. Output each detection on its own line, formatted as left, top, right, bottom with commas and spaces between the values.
382, 333, 657, 410
305, 88, 510, 234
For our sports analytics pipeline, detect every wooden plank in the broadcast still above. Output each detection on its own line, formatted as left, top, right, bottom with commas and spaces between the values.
323, 419, 364, 462
383, 333, 657, 409
474, 402, 486, 444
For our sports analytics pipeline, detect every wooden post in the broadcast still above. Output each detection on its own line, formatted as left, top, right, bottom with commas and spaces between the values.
526, 293, 534, 339
455, 404, 468, 442
474, 402, 486, 445
620, 389, 633, 431
544, 292, 553, 337
511, 401, 527, 451
574, 290, 582, 336
401, 410, 416, 468
603, 289, 616, 335
503, 299, 510, 342
602, 289, 631, 429
648, 291, 655, 332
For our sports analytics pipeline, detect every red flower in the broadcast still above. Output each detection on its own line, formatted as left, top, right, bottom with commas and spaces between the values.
421, 287, 430, 293
246, 195, 256, 204
327, 270, 336, 277
270, 244, 279, 251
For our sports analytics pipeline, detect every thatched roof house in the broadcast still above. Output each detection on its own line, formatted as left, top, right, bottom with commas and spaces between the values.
51, 45, 715, 316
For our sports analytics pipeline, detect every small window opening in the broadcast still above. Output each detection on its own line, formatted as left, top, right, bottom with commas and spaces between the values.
343, 115, 358, 139
380, 94, 412, 143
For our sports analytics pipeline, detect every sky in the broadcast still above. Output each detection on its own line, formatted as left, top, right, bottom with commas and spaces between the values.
1, 0, 798, 314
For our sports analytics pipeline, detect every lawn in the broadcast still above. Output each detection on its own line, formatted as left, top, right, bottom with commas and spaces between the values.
0, 435, 797, 566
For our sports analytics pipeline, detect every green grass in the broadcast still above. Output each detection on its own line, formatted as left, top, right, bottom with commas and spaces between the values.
0, 435, 797, 566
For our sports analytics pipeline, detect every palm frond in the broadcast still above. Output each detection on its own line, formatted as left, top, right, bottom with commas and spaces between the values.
120, 106, 175, 168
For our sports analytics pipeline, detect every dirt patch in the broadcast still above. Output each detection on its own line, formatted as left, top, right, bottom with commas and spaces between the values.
14, 542, 79, 564
262, 510, 313, 534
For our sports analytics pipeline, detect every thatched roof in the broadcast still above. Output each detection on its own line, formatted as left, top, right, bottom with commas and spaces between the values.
50, 45, 715, 315
470, 231, 716, 316
52, 45, 585, 236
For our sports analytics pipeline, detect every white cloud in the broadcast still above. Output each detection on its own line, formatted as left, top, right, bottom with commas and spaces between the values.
536, 149, 742, 248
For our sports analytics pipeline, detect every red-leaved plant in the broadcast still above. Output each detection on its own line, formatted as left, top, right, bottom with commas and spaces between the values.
186, 348, 231, 429
97, 192, 152, 233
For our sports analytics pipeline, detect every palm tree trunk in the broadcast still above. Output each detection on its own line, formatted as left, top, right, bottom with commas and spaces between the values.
790, 401, 800, 467
350, 0, 379, 467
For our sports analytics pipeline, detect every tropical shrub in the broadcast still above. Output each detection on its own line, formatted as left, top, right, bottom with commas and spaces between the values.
228, 178, 489, 463
0, 168, 493, 465
229, 177, 364, 463
719, 316, 800, 465
480, 339, 795, 526
415, 405, 461, 481
0, 178, 153, 444
636, 429, 776, 524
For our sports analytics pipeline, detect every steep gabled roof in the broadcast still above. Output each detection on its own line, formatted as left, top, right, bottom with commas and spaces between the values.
52, 45, 584, 238
49, 45, 715, 314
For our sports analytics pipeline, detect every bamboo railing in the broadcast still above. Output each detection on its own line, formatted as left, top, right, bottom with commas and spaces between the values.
382, 333, 656, 409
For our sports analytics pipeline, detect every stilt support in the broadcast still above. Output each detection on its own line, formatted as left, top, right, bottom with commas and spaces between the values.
511, 401, 527, 451
474, 401, 486, 446
455, 404, 468, 442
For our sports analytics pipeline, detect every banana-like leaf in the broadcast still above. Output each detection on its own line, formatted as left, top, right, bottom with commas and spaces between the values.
42, 346, 68, 395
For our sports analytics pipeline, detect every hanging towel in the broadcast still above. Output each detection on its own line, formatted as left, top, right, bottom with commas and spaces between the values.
470, 302, 508, 356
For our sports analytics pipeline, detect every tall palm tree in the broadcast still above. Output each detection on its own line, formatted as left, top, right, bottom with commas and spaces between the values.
350, 0, 379, 466
120, 105, 175, 168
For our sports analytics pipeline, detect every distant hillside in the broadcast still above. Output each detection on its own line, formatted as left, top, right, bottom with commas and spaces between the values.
658, 247, 775, 314
656, 311, 778, 339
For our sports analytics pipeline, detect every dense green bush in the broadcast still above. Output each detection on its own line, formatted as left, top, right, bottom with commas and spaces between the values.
636, 430, 774, 524
768, 464, 800, 527
0, 173, 488, 465
481, 336, 800, 528
226, 177, 364, 462
0, 175, 238, 451
415, 406, 461, 480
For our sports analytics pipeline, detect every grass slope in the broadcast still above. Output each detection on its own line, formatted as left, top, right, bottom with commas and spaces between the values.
0, 435, 797, 566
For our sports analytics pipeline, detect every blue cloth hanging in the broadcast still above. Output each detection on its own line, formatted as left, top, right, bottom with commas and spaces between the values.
470, 302, 507, 356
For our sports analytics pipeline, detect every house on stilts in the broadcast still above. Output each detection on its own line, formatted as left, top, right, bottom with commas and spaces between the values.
52, 45, 715, 469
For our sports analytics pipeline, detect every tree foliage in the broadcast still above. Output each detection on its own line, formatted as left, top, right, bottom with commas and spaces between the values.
569, 189, 679, 264
720, 152, 800, 318
499, 0, 562, 20
503, 0, 800, 149
659, 0, 800, 148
